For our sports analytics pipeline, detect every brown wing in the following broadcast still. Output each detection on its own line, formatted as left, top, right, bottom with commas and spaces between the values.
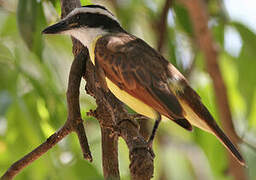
95, 33, 192, 130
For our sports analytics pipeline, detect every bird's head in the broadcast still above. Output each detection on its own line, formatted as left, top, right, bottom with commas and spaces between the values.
42, 5, 123, 47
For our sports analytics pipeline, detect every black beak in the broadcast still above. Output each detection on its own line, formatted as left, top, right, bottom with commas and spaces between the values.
42, 20, 68, 34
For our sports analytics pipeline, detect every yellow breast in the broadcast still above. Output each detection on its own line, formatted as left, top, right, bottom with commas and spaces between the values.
89, 36, 102, 65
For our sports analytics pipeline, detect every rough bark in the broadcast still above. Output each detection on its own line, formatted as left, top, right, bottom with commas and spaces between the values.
85, 59, 154, 179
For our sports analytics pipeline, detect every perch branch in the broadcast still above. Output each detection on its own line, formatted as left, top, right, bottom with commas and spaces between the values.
66, 49, 92, 161
178, 0, 247, 179
85, 55, 154, 180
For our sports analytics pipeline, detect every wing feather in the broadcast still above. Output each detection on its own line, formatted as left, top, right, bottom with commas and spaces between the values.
95, 33, 192, 131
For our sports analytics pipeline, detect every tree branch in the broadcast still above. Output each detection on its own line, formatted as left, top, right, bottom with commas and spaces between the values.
85, 57, 154, 180
156, 0, 173, 53
178, 0, 247, 179
0, 124, 71, 180
60, 0, 92, 163
66, 50, 92, 161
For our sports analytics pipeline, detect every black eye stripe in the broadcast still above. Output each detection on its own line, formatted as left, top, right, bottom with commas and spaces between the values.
68, 12, 122, 32
71, 12, 117, 25
67, 8, 125, 33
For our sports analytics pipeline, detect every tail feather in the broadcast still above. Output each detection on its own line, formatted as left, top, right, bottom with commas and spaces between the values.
179, 85, 246, 166
211, 123, 246, 166
174, 118, 193, 131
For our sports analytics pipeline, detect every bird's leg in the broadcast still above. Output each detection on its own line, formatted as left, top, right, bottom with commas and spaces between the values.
147, 113, 161, 148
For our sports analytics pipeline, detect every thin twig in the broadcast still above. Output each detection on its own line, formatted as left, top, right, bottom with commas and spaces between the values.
65, 48, 92, 161
178, 0, 247, 179
0, 123, 72, 180
69, 53, 92, 160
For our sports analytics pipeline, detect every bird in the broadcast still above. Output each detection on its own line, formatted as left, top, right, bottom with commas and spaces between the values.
42, 4, 245, 166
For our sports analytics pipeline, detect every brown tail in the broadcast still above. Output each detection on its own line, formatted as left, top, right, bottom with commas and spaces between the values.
180, 85, 246, 166
189, 101, 245, 166
190, 101, 245, 166
210, 121, 246, 166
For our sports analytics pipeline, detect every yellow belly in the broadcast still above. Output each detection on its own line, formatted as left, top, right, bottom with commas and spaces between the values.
105, 78, 158, 119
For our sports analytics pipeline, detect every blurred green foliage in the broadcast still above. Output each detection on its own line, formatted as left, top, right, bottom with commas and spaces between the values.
0, 0, 256, 179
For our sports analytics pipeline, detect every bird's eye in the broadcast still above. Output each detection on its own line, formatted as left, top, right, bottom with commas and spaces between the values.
76, 15, 80, 20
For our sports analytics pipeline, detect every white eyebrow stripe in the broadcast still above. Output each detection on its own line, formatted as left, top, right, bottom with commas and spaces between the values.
66, 7, 119, 23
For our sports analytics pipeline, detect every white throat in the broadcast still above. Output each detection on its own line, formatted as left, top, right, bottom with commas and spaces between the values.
64, 27, 108, 48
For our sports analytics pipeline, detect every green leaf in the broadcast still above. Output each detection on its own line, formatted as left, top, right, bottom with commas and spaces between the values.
17, 0, 47, 58
0, 43, 13, 61
167, 27, 178, 67
0, 91, 12, 116
81, 0, 92, 6
212, 23, 225, 47
232, 22, 256, 125
173, 4, 193, 35
0, 13, 18, 37
0, 63, 18, 93
219, 53, 246, 118
194, 129, 228, 180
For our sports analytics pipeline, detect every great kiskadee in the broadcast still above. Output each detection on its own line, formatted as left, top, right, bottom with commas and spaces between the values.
42, 5, 245, 166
